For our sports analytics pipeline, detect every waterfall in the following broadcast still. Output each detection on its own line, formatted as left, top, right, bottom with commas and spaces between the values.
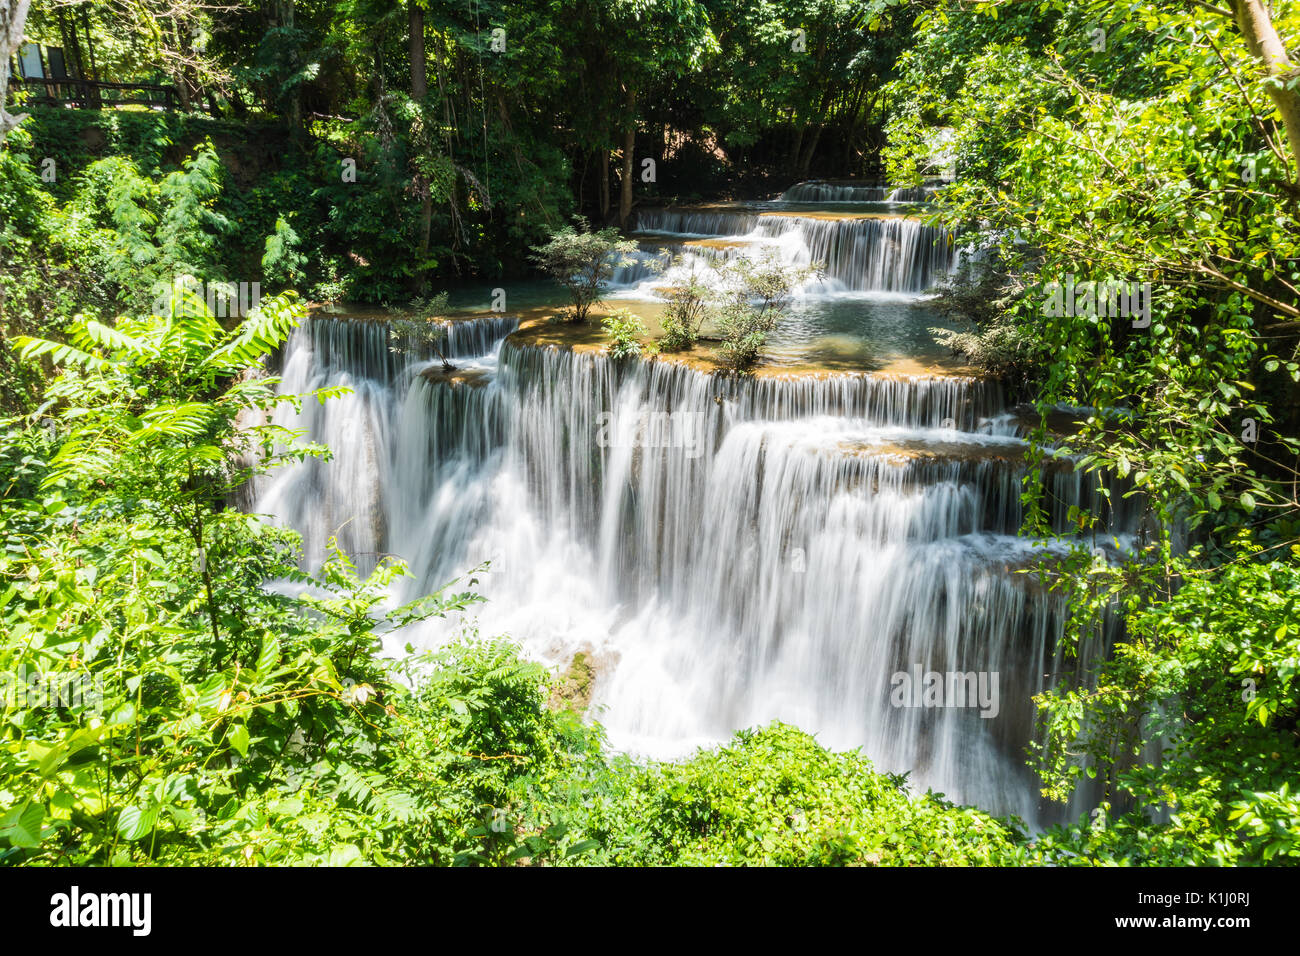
780, 181, 939, 203
245, 186, 1132, 829
630, 209, 956, 294
253, 308, 1128, 826
885, 185, 938, 203
782, 181, 890, 202
250, 316, 518, 570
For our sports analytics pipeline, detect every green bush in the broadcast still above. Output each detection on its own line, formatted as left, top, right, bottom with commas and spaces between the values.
1031, 545, 1300, 866
601, 308, 648, 360
573, 723, 1028, 866
714, 253, 816, 371
657, 257, 711, 352
530, 220, 637, 324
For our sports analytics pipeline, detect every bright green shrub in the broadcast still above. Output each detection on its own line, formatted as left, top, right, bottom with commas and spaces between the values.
573, 723, 1029, 866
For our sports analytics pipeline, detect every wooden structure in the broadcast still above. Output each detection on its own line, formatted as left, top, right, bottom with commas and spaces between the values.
12, 63, 178, 111
8, 4, 179, 112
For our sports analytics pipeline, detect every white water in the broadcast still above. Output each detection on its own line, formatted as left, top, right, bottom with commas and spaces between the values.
625, 208, 955, 297
779, 180, 939, 203
251, 202, 1125, 827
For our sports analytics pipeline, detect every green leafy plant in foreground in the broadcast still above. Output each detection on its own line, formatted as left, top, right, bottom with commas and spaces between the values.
0, 281, 594, 865
572, 723, 1028, 866
601, 308, 648, 360
1030, 543, 1300, 866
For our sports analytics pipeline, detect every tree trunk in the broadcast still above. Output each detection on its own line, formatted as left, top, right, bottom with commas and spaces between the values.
618, 86, 637, 228
228, 86, 249, 119
58, 7, 92, 106
798, 123, 824, 177
1232, 0, 1300, 178
798, 84, 834, 176
577, 148, 589, 216
842, 81, 870, 171
408, 1, 427, 101
81, 9, 98, 84
410, 1, 432, 285
599, 148, 610, 222
789, 122, 805, 175
280, 1, 302, 136
166, 22, 192, 112
0, 0, 32, 142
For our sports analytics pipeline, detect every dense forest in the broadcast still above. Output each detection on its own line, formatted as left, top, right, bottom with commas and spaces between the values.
0, 0, 1298, 871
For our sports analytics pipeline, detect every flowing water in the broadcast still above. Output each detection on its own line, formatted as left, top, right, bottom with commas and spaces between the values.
778, 180, 941, 203
625, 206, 954, 294
251, 194, 1130, 827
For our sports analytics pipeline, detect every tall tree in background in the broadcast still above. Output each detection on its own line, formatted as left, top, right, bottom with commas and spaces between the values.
409, 0, 433, 276
601, 0, 716, 226
1226, 0, 1300, 179
0, 0, 33, 141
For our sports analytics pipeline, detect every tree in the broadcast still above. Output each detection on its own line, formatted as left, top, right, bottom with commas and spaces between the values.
263, 216, 308, 290
883, 0, 1300, 849
409, 0, 433, 280
0, 0, 32, 142
1226, 0, 1300, 178
658, 255, 713, 351
389, 291, 456, 370
597, 0, 717, 226
713, 252, 816, 370
530, 220, 636, 324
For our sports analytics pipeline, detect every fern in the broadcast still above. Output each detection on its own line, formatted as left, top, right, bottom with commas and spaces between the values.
333, 764, 426, 825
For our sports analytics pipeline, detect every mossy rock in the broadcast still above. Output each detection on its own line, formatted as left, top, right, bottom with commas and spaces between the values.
549, 652, 595, 712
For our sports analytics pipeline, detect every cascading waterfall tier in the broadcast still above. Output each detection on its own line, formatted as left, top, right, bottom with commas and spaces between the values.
780, 181, 940, 203
782, 181, 890, 202
254, 309, 1128, 827
250, 315, 518, 566
629, 208, 955, 293
885, 185, 938, 202
287, 313, 521, 382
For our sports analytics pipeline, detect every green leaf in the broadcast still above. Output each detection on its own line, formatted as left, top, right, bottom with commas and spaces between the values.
228, 723, 250, 757
116, 805, 158, 841
195, 673, 226, 710
0, 803, 46, 848
326, 844, 365, 866
256, 635, 281, 675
